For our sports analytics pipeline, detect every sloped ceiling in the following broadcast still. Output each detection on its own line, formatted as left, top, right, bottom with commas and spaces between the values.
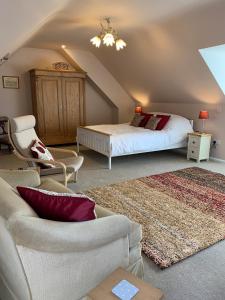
26, 0, 225, 106
0, 0, 69, 59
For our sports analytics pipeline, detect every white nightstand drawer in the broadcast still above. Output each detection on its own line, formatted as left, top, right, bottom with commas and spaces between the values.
188, 147, 199, 159
188, 135, 200, 148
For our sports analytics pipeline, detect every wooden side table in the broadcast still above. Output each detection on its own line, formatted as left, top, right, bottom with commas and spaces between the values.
87, 268, 164, 300
187, 132, 212, 162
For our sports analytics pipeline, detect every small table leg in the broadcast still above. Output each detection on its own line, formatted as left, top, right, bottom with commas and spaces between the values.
108, 156, 111, 170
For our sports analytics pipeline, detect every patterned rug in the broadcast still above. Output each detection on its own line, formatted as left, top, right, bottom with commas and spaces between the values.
86, 167, 225, 268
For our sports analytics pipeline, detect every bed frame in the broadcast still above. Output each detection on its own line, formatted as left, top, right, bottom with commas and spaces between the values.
77, 120, 193, 170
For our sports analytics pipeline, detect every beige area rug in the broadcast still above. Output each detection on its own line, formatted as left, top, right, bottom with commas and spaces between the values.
86, 167, 225, 268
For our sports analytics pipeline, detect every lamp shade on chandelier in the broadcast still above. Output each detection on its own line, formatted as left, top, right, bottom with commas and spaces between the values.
90, 36, 101, 48
90, 18, 127, 51
103, 33, 115, 46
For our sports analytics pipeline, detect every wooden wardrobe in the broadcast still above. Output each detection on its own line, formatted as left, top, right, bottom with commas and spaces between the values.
30, 69, 86, 145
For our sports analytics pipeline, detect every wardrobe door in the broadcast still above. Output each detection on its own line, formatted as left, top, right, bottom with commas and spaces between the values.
62, 77, 84, 143
35, 76, 65, 145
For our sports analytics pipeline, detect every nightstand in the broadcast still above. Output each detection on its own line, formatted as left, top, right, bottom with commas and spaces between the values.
187, 132, 212, 162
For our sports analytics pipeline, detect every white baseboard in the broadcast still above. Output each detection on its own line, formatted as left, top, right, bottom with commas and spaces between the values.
210, 156, 225, 163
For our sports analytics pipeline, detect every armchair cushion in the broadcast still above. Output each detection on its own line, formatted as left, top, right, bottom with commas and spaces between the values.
58, 156, 84, 172
10, 115, 38, 164
10, 115, 36, 133
17, 186, 96, 222
39, 156, 84, 176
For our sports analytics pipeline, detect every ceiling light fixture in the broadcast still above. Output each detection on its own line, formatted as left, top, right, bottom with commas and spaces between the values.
90, 18, 127, 51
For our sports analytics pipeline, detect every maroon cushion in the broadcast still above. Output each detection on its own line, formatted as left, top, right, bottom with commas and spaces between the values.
155, 115, 171, 130
139, 113, 153, 127
17, 186, 96, 222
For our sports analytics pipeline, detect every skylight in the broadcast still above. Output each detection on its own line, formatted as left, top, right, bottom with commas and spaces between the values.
199, 44, 225, 96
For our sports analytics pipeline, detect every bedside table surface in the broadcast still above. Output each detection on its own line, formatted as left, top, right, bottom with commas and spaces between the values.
188, 132, 212, 137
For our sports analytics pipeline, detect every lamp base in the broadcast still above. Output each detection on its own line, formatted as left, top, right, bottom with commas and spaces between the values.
201, 119, 205, 133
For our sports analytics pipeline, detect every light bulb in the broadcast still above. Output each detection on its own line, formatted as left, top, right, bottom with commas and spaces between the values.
116, 39, 126, 51
61, 44, 66, 49
90, 36, 101, 48
103, 33, 115, 46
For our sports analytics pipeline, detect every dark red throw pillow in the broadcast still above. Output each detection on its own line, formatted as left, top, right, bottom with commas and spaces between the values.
155, 115, 171, 130
139, 113, 153, 127
17, 186, 96, 222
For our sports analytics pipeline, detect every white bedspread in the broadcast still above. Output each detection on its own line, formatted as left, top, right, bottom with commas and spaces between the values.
85, 113, 193, 156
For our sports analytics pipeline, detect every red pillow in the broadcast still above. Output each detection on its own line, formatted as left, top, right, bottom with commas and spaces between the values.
139, 113, 153, 127
17, 186, 96, 222
155, 115, 171, 130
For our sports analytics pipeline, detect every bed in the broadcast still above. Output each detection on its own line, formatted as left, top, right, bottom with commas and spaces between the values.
77, 113, 193, 169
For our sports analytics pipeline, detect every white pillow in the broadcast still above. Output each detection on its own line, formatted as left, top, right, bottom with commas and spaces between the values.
31, 140, 54, 168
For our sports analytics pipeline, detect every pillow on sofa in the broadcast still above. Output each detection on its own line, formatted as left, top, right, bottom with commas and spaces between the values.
30, 140, 54, 168
17, 186, 96, 222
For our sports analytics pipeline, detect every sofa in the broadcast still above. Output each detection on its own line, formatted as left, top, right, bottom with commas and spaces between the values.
0, 169, 143, 300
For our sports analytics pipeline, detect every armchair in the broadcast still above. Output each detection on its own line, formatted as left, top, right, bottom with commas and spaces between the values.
0, 170, 143, 300
8, 115, 83, 186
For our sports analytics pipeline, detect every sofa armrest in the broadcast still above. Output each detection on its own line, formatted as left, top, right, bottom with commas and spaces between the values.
8, 214, 131, 253
95, 204, 114, 218
38, 178, 75, 193
0, 169, 41, 188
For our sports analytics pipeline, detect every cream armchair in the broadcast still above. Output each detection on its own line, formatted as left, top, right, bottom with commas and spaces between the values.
0, 170, 143, 300
8, 115, 84, 186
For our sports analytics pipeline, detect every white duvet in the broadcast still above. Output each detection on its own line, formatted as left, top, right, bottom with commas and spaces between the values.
85, 113, 193, 156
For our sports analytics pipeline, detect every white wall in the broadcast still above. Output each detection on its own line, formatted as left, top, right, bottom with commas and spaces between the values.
85, 80, 117, 125
63, 48, 134, 123
0, 47, 66, 117
0, 47, 115, 125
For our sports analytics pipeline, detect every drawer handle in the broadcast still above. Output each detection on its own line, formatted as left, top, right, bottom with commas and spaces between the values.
192, 150, 194, 153
192, 141, 195, 144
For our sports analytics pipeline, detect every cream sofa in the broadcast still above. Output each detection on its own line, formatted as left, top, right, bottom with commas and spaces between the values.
0, 169, 143, 300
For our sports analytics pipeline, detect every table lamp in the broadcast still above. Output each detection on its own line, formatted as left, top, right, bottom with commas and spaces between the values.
199, 110, 209, 133
135, 106, 142, 114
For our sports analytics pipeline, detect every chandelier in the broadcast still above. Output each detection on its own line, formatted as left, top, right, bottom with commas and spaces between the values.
90, 18, 127, 51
